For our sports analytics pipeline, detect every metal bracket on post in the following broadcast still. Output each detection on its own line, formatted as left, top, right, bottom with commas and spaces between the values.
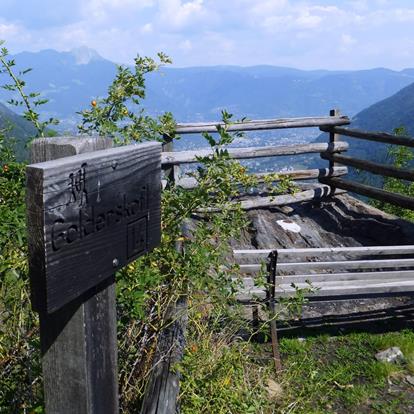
267, 250, 282, 373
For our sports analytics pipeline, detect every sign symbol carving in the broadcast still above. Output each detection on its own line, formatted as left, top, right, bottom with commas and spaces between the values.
69, 163, 88, 207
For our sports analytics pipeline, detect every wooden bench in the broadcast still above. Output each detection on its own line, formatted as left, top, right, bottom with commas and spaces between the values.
234, 245, 414, 301
233, 245, 414, 371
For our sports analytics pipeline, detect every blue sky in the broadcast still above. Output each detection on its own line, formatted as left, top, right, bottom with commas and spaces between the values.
0, 0, 413, 69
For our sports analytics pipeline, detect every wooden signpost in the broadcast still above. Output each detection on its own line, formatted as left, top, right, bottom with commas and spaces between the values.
26, 137, 162, 413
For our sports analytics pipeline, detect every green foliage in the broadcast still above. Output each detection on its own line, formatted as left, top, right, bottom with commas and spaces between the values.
0, 129, 42, 412
277, 330, 414, 413
371, 126, 414, 221
0, 40, 59, 139
78, 52, 176, 144
179, 332, 272, 414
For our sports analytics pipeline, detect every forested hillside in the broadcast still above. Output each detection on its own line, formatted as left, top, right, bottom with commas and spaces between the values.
0, 102, 37, 160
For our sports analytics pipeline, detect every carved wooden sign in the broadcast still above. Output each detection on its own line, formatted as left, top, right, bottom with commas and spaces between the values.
27, 142, 161, 313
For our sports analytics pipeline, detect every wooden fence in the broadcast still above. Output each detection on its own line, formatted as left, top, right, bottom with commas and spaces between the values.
160, 109, 414, 212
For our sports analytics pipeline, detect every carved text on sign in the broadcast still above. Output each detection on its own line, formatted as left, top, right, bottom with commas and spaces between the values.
27, 142, 161, 313
51, 169, 148, 251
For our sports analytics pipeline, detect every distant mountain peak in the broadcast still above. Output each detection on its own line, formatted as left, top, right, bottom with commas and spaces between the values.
70, 46, 103, 65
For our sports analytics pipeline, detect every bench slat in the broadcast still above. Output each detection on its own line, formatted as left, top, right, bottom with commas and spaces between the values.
233, 245, 414, 260
237, 278, 414, 301
238, 259, 414, 273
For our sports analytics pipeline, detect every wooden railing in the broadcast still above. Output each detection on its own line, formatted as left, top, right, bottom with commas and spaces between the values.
161, 111, 414, 212
319, 125, 414, 210
161, 112, 353, 209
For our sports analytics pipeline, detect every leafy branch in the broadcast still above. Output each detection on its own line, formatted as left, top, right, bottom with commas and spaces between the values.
78, 52, 176, 144
0, 40, 59, 139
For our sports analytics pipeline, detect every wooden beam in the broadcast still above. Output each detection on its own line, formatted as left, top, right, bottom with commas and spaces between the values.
175, 115, 350, 134
197, 185, 346, 212
320, 126, 414, 148
169, 167, 348, 190
162, 142, 349, 165
320, 177, 414, 210
233, 245, 414, 260
321, 153, 414, 181
238, 258, 414, 273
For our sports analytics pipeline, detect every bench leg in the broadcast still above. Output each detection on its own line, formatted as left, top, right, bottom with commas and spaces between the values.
268, 251, 282, 373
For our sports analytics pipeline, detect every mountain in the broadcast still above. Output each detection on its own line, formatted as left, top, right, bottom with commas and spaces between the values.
352, 82, 414, 135
0, 102, 37, 160
2, 48, 414, 131
144, 66, 414, 122
332, 81, 414, 165
0, 48, 117, 130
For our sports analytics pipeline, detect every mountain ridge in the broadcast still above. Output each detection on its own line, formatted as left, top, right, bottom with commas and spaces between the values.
2, 48, 414, 129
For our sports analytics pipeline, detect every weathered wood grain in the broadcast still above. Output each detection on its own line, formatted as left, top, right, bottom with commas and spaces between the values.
321, 152, 414, 181
175, 115, 350, 134
30, 136, 113, 164
198, 185, 346, 212
27, 142, 162, 313
140, 222, 191, 414
320, 126, 414, 148
30, 137, 120, 414
320, 177, 414, 210
328, 109, 340, 170
238, 258, 414, 273
239, 270, 414, 284
161, 142, 349, 165
237, 279, 414, 301
233, 245, 414, 260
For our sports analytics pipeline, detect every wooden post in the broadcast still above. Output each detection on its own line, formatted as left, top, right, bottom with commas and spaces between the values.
162, 134, 176, 186
30, 137, 119, 413
327, 109, 341, 195
140, 222, 191, 414
28, 137, 161, 414
268, 251, 282, 373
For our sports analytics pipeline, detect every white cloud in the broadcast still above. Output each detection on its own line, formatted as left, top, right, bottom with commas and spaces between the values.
82, 0, 154, 22
341, 34, 356, 46
141, 23, 153, 34
1, 0, 414, 70
178, 39, 192, 51
157, 0, 209, 30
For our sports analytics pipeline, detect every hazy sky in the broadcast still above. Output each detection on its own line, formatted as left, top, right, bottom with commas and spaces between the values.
0, 0, 413, 69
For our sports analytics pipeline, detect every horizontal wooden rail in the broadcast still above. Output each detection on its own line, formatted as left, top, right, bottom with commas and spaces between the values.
169, 167, 348, 190
320, 177, 414, 210
175, 116, 350, 134
240, 270, 414, 285
197, 185, 346, 212
161, 142, 348, 165
233, 245, 414, 260
320, 126, 414, 148
238, 258, 414, 273
237, 279, 414, 301
321, 153, 414, 181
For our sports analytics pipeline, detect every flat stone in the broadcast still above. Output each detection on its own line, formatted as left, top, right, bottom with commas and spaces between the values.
267, 379, 283, 400
405, 375, 414, 386
375, 347, 405, 363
